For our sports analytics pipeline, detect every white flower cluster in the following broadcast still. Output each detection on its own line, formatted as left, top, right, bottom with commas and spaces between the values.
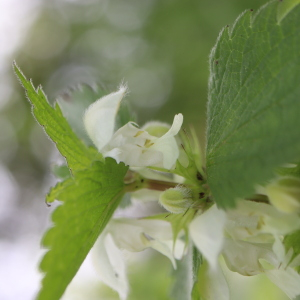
83, 86, 300, 300
84, 85, 183, 169
189, 201, 300, 300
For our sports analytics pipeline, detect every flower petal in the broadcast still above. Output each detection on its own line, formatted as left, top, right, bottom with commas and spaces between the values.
92, 233, 129, 300
222, 239, 275, 276
189, 205, 226, 270
150, 114, 183, 169
83, 85, 127, 151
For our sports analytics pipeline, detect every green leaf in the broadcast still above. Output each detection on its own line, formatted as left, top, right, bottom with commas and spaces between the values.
284, 229, 300, 272
46, 177, 73, 204
206, 1, 300, 207
14, 63, 99, 173
191, 247, 203, 300
38, 158, 128, 300
51, 165, 71, 180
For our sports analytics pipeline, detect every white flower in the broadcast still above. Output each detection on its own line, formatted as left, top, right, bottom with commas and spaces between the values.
83, 86, 183, 169
189, 201, 300, 300
92, 218, 186, 300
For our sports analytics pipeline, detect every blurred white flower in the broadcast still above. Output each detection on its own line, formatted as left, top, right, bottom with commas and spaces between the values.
189, 201, 300, 300
92, 218, 185, 300
83, 86, 183, 169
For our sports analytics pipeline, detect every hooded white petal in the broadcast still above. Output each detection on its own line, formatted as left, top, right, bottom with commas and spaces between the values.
92, 233, 129, 300
150, 114, 183, 169
189, 204, 226, 270
83, 86, 127, 151
103, 114, 183, 168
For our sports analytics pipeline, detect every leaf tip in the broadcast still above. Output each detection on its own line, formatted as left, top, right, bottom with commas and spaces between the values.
277, 0, 300, 23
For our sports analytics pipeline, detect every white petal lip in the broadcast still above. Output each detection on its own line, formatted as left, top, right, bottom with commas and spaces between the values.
189, 205, 226, 270
83, 85, 127, 151
161, 113, 183, 138
103, 113, 183, 169
150, 113, 183, 169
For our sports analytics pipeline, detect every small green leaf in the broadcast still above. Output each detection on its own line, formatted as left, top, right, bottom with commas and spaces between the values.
206, 1, 300, 207
191, 247, 203, 300
46, 177, 73, 204
14, 63, 98, 173
51, 165, 71, 180
284, 229, 300, 272
38, 158, 128, 300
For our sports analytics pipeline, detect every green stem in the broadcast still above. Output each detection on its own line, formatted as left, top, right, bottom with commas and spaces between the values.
124, 178, 178, 193
145, 179, 178, 191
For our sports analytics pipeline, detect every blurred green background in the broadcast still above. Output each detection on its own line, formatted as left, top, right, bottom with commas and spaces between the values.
0, 0, 294, 299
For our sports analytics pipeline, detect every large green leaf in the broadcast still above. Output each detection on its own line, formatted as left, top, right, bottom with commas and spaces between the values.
206, 0, 300, 207
38, 158, 128, 300
14, 63, 98, 173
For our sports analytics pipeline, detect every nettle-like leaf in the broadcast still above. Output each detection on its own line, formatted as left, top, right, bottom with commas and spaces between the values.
206, 0, 300, 208
14, 63, 99, 173
38, 159, 128, 300
14, 64, 129, 299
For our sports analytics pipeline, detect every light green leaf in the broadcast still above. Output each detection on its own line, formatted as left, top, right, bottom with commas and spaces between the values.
51, 165, 71, 180
38, 158, 128, 300
206, 1, 300, 207
14, 63, 99, 173
191, 247, 203, 300
46, 177, 73, 204
284, 229, 300, 272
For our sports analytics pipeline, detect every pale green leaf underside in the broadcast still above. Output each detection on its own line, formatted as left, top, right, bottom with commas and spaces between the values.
38, 159, 128, 300
14, 63, 98, 173
206, 1, 300, 207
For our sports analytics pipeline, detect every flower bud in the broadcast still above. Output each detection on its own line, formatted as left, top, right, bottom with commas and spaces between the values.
159, 186, 193, 214
266, 177, 300, 213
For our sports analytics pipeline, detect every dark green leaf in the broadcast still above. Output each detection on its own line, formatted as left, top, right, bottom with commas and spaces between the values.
206, 1, 300, 207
